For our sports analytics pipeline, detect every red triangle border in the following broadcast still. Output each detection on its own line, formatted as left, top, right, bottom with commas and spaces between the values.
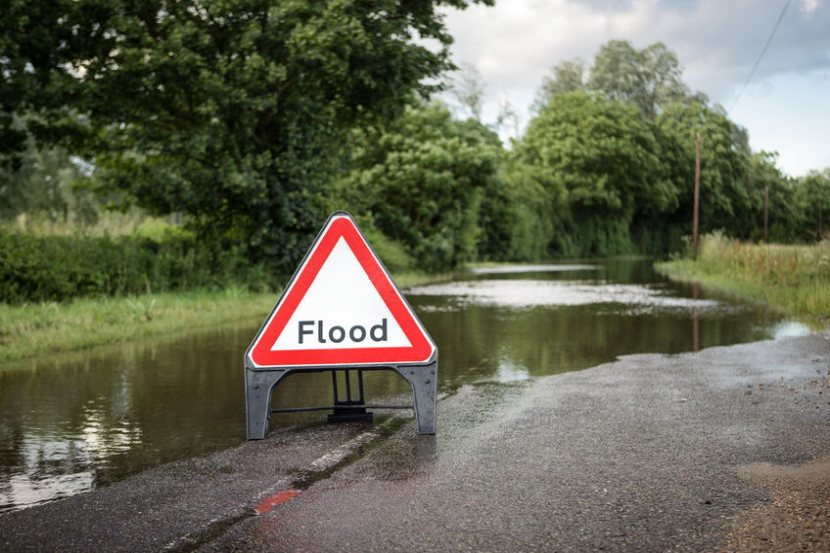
249, 215, 435, 368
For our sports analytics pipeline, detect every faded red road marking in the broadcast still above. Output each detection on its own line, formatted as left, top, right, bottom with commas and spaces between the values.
254, 489, 301, 515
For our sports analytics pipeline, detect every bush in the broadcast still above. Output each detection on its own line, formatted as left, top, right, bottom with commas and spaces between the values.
0, 230, 272, 303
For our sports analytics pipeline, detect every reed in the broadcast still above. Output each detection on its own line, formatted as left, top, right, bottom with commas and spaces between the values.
657, 233, 830, 328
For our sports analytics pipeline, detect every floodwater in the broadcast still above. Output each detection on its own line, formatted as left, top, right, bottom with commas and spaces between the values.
0, 259, 809, 514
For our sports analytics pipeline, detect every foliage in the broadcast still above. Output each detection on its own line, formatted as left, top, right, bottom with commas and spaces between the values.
449, 62, 486, 122
333, 102, 502, 271
748, 152, 804, 243
360, 225, 414, 274
520, 36, 830, 257
799, 170, 830, 240
0, 289, 275, 364
0, 139, 95, 223
588, 41, 689, 119
539, 40, 691, 119
480, 162, 557, 261
1, 0, 490, 275
0, 267, 451, 364
3, 20, 829, 307
655, 100, 754, 237
3, 209, 178, 240
515, 91, 674, 256
0, 229, 271, 303
535, 59, 587, 111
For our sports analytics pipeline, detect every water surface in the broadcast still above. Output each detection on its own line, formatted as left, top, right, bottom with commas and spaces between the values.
0, 259, 809, 513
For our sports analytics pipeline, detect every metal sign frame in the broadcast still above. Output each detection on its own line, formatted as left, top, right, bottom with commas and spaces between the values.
244, 211, 438, 440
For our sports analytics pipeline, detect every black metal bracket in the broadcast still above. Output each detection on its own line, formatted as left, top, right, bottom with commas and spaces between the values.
329, 368, 369, 422
266, 368, 409, 424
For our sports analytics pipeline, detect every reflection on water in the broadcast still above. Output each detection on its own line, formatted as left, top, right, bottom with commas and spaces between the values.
470, 264, 600, 275
0, 259, 810, 514
408, 280, 721, 309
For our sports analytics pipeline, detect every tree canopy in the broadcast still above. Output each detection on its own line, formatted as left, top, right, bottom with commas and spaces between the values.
538, 40, 692, 119
334, 102, 502, 271
1, 0, 490, 271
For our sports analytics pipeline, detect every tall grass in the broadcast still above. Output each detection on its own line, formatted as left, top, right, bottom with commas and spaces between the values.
0, 289, 276, 365
656, 233, 830, 328
6, 209, 177, 238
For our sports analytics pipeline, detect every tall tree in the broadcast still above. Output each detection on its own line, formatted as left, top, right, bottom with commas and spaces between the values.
516, 91, 673, 256
656, 101, 754, 238
535, 59, 586, 109
1, 0, 490, 272
588, 40, 689, 119
749, 151, 803, 242
0, 139, 89, 222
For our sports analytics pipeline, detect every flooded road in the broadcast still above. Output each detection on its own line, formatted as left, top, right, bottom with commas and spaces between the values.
0, 259, 809, 514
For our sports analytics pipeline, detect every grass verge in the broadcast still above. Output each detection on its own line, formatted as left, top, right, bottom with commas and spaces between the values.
0, 287, 273, 365
656, 234, 830, 329
0, 271, 453, 365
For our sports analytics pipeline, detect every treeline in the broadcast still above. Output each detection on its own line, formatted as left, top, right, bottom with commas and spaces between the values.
333, 40, 830, 267
2, 1, 829, 303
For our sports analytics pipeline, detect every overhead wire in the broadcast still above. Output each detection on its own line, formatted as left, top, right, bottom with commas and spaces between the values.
727, 0, 792, 113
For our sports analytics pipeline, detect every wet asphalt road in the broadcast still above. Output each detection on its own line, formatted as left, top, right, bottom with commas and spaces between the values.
2, 334, 829, 552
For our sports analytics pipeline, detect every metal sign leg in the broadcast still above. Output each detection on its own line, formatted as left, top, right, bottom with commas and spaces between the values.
245, 368, 288, 440
395, 358, 438, 435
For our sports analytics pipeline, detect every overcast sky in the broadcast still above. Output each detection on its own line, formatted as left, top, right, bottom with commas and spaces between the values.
440, 0, 830, 177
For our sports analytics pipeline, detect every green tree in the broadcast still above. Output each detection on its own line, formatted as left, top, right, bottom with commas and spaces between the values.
516, 91, 673, 256
450, 62, 486, 122
334, 102, 502, 270
748, 152, 803, 242
535, 59, 587, 109
490, 161, 560, 261
800, 170, 830, 240
1, 0, 490, 273
588, 40, 689, 119
656, 101, 754, 239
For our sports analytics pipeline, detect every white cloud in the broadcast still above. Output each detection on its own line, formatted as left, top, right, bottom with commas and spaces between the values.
801, 0, 820, 14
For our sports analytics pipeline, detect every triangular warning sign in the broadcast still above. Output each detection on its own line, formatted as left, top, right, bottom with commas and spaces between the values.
247, 212, 436, 368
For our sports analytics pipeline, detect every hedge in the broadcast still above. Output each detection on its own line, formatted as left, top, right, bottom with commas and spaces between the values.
0, 230, 272, 303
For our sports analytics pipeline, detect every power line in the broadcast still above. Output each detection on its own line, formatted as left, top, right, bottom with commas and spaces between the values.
727, 0, 792, 113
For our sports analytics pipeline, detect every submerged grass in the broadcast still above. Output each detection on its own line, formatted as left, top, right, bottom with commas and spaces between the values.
656, 234, 830, 329
0, 271, 451, 365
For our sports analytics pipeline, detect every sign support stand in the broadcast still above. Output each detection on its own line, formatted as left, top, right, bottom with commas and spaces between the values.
244, 357, 437, 439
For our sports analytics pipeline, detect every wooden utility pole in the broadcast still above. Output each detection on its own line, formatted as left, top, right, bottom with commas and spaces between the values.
692, 132, 701, 257
763, 186, 769, 243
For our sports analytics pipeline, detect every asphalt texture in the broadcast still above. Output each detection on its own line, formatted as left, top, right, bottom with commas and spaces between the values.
2, 334, 829, 552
